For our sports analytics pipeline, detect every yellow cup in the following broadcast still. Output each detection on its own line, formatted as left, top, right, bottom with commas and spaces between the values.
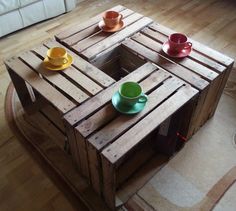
47, 47, 69, 66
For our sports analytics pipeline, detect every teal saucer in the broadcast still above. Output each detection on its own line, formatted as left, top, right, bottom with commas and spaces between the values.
111, 91, 146, 114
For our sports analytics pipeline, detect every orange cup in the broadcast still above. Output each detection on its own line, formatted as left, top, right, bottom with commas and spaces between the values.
103, 11, 123, 28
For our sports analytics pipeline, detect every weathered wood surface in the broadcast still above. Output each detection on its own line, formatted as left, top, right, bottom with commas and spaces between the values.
121, 24, 234, 137
101, 84, 198, 209
67, 61, 198, 210
4, 39, 116, 153
56, 5, 153, 61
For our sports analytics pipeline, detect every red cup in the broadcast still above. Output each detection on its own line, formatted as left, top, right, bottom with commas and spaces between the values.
103, 11, 123, 28
168, 33, 192, 52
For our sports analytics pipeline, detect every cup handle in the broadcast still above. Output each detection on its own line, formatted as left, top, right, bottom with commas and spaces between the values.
138, 93, 148, 103
119, 14, 123, 21
63, 58, 69, 64
184, 42, 192, 49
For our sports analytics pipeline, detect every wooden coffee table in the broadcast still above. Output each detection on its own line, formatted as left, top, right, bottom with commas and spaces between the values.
5, 4, 234, 211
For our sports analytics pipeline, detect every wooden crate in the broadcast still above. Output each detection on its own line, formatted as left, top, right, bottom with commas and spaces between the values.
121, 24, 234, 138
64, 61, 198, 210
55, 5, 153, 62
4, 38, 115, 156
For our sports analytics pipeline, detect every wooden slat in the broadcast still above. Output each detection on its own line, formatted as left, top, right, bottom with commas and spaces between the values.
67, 8, 135, 48
20, 51, 89, 104
43, 39, 115, 88
64, 62, 158, 125
32, 45, 103, 96
64, 121, 81, 171
29, 111, 65, 150
74, 130, 90, 178
7, 68, 34, 113
132, 32, 219, 81
76, 104, 118, 138
56, 5, 126, 40
82, 17, 153, 60
87, 144, 102, 195
149, 23, 234, 66
101, 85, 198, 166
5, 58, 75, 114
101, 156, 116, 210
122, 39, 209, 90
40, 104, 65, 132
141, 27, 226, 73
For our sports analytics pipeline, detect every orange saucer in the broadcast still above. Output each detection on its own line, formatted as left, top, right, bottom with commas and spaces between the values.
98, 20, 124, 32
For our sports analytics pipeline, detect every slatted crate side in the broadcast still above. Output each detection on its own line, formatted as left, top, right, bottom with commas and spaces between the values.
130, 32, 225, 133
147, 23, 234, 122
121, 39, 210, 138
140, 27, 226, 74
5, 58, 75, 114
119, 46, 146, 73
82, 17, 153, 60
73, 11, 144, 56
96, 46, 148, 81
73, 64, 163, 194
121, 39, 209, 91
32, 44, 104, 97
19, 51, 89, 105
43, 39, 116, 88
70, 8, 137, 52
55, 5, 126, 40
130, 31, 233, 133
148, 23, 234, 67
132, 32, 219, 81
6, 67, 35, 113
99, 57, 121, 80
101, 85, 198, 210
64, 62, 158, 126
84, 73, 184, 196
90, 45, 146, 82
90, 44, 121, 68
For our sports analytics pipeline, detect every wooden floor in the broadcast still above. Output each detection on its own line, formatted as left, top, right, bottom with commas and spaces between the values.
0, 0, 235, 210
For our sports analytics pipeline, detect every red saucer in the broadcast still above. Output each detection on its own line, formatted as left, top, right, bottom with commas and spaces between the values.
98, 20, 124, 32
162, 41, 192, 58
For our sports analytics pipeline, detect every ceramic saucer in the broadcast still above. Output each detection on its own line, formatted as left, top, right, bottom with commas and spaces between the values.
162, 41, 191, 58
43, 54, 73, 71
111, 91, 146, 115
98, 20, 124, 33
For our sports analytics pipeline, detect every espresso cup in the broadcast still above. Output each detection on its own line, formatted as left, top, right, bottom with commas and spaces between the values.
118, 82, 148, 107
47, 47, 69, 66
103, 11, 123, 28
168, 33, 192, 52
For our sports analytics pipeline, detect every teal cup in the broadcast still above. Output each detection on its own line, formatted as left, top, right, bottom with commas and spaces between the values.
118, 82, 148, 107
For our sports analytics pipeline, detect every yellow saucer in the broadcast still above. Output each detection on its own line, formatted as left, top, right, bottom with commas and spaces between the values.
43, 54, 73, 71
